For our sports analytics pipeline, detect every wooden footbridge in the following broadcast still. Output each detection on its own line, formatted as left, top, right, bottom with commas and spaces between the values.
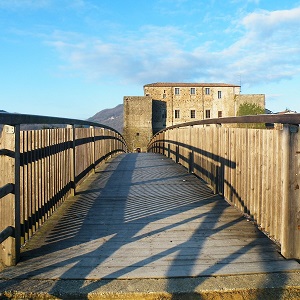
0, 113, 300, 299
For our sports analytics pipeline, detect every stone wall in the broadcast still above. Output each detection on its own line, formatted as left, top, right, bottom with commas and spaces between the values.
235, 94, 265, 114
123, 96, 153, 152
144, 84, 243, 126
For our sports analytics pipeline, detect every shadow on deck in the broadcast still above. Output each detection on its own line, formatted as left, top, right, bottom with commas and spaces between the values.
0, 153, 299, 299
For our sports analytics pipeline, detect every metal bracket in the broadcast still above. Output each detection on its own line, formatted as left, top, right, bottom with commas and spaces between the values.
4, 126, 15, 134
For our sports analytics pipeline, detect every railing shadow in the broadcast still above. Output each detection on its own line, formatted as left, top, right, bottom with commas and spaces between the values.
0, 152, 294, 298
148, 142, 293, 299
149, 139, 235, 199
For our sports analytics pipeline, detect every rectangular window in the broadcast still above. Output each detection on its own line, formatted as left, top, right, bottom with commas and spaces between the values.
175, 109, 180, 119
205, 110, 211, 118
190, 110, 196, 118
218, 91, 222, 99
175, 88, 180, 95
218, 111, 222, 118
190, 88, 195, 95
163, 93, 166, 99
205, 88, 210, 95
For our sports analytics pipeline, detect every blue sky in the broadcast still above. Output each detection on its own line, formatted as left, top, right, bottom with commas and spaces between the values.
1, 0, 300, 119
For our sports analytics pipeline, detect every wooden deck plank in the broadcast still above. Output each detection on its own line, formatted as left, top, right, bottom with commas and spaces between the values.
3, 260, 299, 280
1, 153, 299, 280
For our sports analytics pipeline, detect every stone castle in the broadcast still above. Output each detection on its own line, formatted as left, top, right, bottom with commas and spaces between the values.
123, 82, 265, 152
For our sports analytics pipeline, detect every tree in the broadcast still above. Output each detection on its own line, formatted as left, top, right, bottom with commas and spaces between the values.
237, 102, 265, 116
237, 102, 265, 128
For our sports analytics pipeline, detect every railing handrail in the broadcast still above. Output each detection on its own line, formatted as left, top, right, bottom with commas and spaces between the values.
155, 113, 300, 134
148, 113, 300, 148
0, 112, 121, 135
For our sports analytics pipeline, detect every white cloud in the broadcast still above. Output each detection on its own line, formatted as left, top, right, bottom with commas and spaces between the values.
242, 7, 300, 38
224, 6, 300, 84
47, 26, 197, 83
46, 6, 300, 87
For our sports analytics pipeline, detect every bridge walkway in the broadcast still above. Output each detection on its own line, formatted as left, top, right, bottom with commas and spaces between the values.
0, 153, 300, 298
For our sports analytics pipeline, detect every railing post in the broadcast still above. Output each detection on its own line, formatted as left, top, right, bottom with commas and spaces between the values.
68, 125, 76, 196
113, 131, 117, 156
0, 125, 20, 266
188, 126, 194, 173
90, 126, 95, 172
109, 130, 112, 158
160, 133, 162, 154
188, 150, 194, 173
14, 125, 21, 264
281, 124, 300, 259
175, 128, 179, 163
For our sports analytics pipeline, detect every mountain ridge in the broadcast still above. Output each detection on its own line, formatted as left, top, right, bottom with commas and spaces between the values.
0, 105, 124, 133
88, 104, 123, 133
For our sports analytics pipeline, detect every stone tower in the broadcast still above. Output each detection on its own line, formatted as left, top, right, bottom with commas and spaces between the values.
123, 96, 153, 152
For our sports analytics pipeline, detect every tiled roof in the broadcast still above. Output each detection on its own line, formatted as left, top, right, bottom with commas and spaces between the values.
144, 82, 240, 88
